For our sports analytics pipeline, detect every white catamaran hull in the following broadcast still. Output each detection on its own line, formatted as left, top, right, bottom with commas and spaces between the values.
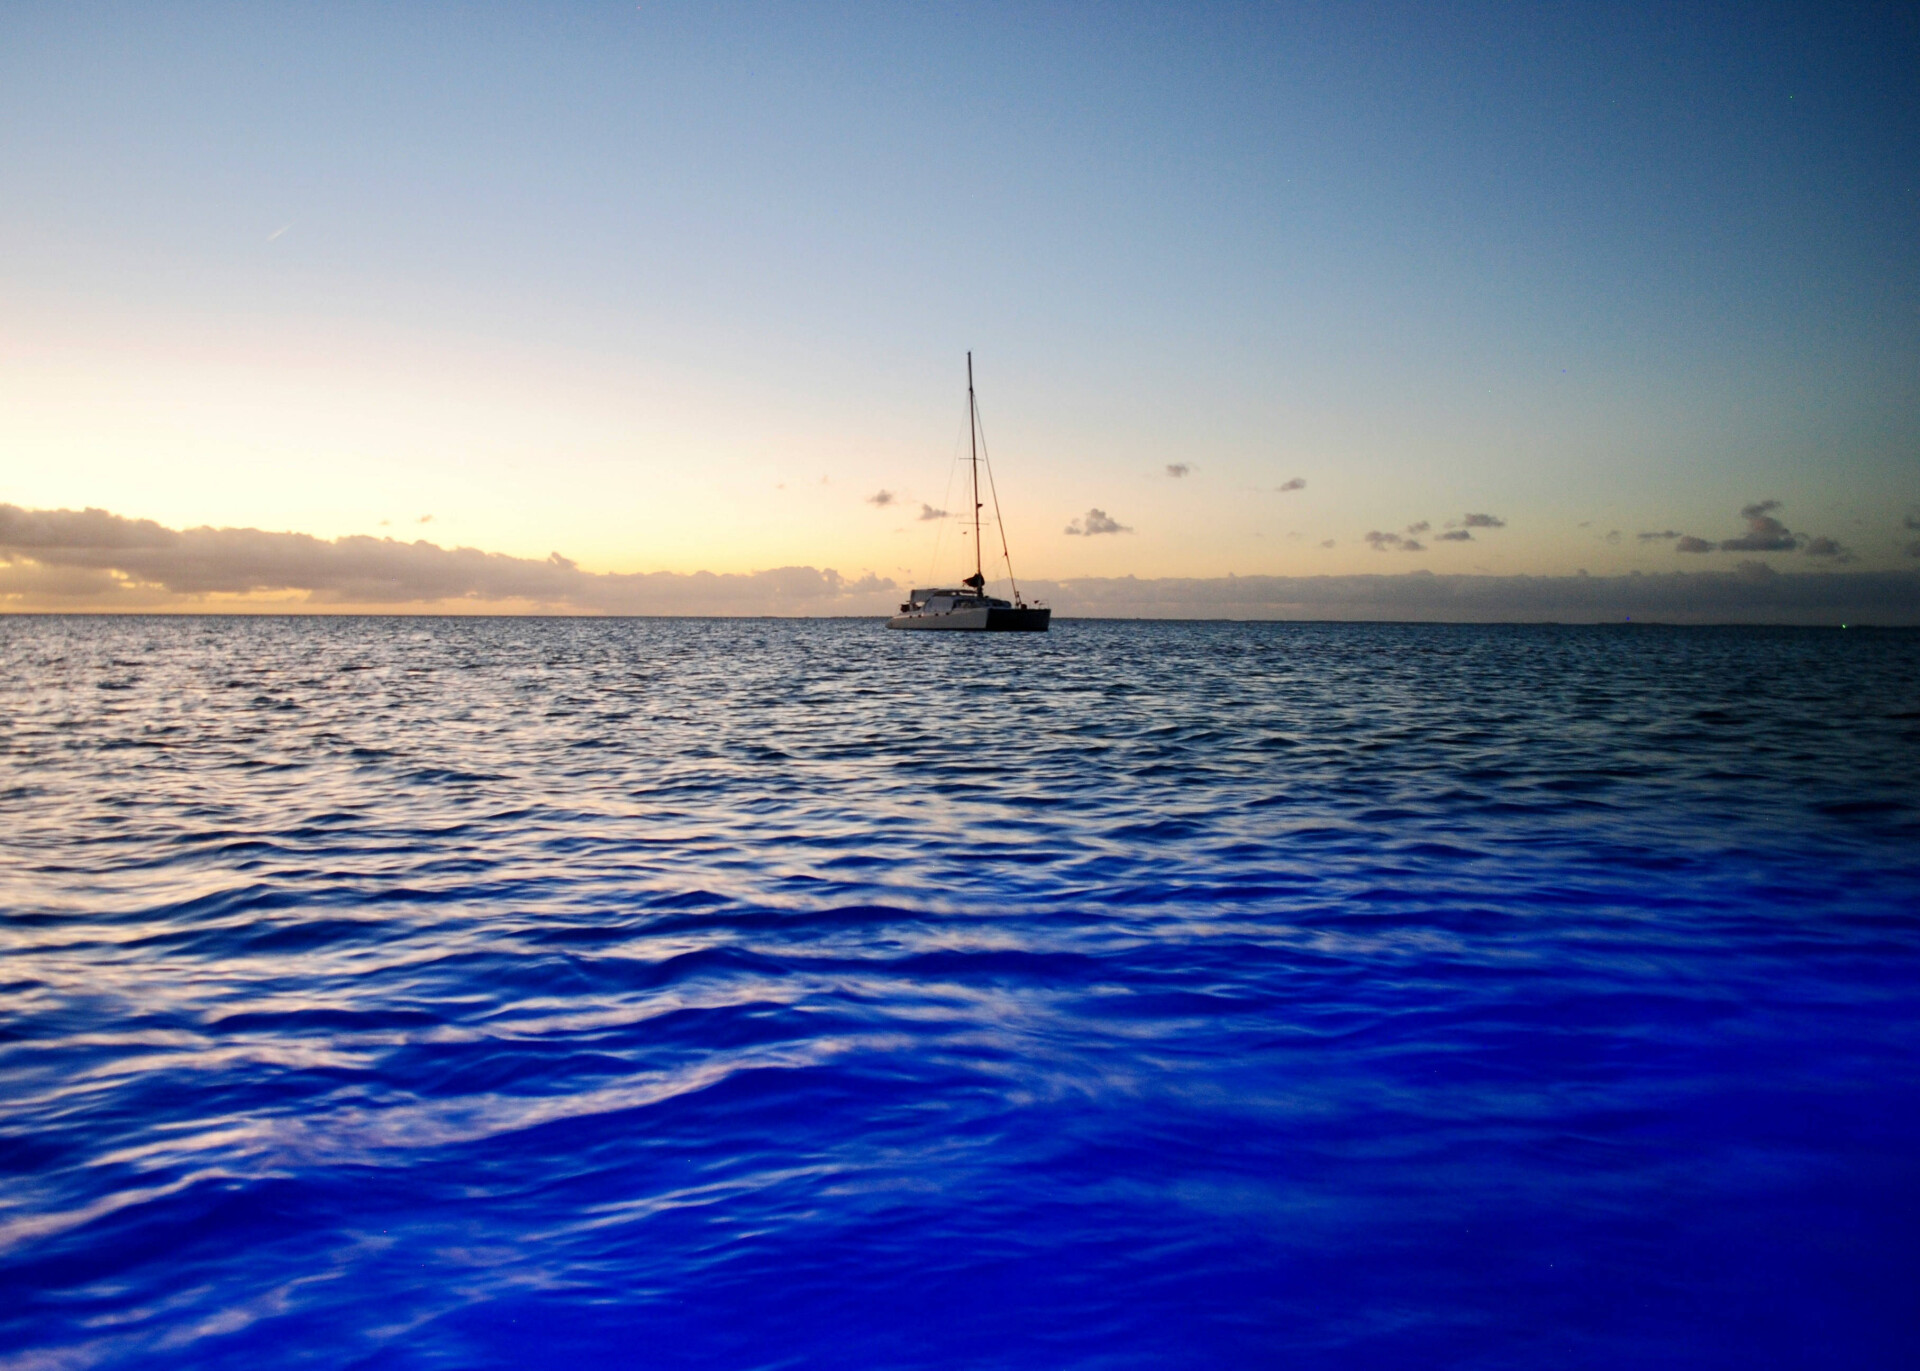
886, 606, 1051, 631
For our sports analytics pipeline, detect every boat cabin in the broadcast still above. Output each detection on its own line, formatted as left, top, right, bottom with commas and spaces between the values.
900, 587, 1014, 614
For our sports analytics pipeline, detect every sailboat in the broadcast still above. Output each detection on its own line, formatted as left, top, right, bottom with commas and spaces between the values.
887, 354, 1051, 632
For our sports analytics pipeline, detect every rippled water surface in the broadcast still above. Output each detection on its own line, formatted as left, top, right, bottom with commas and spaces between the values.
3, 616, 1918, 1369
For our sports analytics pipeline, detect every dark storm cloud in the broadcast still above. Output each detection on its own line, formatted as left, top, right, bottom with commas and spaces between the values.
1436, 530, 1473, 542
866, 490, 895, 508
0, 505, 895, 614
917, 503, 947, 521
1165, 463, 1190, 478
1065, 508, 1130, 536
1461, 513, 1505, 528
1277, 478, 1306, 492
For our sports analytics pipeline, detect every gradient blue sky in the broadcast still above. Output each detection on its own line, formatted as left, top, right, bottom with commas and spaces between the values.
3, 1, 1915, 595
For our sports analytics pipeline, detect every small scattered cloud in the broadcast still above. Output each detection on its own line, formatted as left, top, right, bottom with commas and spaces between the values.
1461, 513, 1506, 528
1720, 500, 1797, 552
1065, 508, 1130, 536
1319, 539, 1335, 549
1652, 503, 1855, 560
1436, 529, 1472, 542
1604, 529, 1622, 544
866, 490, 895, 508
1166, 463, 1190, 479
267, 223, 292, 242
918, 503, 947, 521
1907, 540, 1920, 558
1366, 531, 1425, 552
1278, 478, 1306, 492
1405, 521, 1431, 535
418, 515, 433, 524
1905, 513, 1920, 531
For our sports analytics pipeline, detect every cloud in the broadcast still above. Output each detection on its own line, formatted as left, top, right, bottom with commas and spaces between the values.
1906, 540, 1920, 559
1905, 514, 1920, 531
1278, 478, 1306, 492
1319, 539, 1335, 549
1165, 463, 1190, 479
918, 503, 948, 521
1065, 508, 1130, 536
1405, 521, 1431, 535
6, 505, 1914, 623
866, 490, 895, 507
1462, 513, 1506, 528
1436, 529, 1472, 542
418, 514, 434, 524
0, 505, 896, 615
1365, 531, 1425, 552
1015, 567, 1920, 623
1719, 500, 1798, 552
1604, 530, 1621, 544
1639, 530, 1682, 541
1658, 501, 1850, 558
267, 223, 291, 242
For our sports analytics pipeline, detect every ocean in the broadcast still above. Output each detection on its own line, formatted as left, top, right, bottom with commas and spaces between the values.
2, 616, 1917, 1369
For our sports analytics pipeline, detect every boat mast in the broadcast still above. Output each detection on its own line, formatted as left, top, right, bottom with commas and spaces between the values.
968, 351, 983, 589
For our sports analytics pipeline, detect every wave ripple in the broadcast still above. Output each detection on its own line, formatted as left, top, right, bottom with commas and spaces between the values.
2, 618, 1918, 1368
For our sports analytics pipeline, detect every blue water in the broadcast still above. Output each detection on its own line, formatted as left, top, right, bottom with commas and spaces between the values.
2, 617, 1917, 1369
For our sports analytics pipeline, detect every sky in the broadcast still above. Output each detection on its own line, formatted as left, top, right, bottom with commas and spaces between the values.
2, 1, 1917, 615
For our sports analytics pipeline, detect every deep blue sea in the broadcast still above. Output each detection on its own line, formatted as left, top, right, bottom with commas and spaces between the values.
3, 616, 1918, 1369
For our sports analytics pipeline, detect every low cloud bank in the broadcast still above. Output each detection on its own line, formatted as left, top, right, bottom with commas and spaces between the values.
1026, 565, 1917, 624
0, 505, 894, 615
3, 505, 1915, 622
